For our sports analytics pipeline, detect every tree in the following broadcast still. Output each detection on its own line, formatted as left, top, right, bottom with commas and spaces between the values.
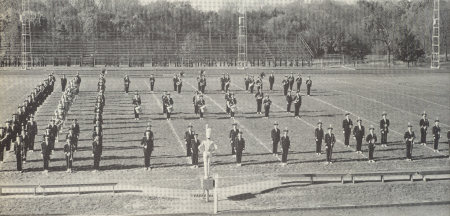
394, 26, 424, 67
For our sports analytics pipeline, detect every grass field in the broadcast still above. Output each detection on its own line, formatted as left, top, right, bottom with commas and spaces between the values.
0, 67, 449, 214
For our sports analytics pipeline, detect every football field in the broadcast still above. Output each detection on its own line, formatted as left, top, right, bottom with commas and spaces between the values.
0, 67, 449, 214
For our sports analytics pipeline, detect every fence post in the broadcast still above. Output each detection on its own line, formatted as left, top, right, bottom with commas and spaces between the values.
214, 173, 219, 214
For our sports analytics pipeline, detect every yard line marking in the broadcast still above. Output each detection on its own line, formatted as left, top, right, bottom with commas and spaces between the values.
145, 80, 190, 164
341, 65, 356, 71
330, 88, 450, 128
309, 96, 446, 157
184, 80, 282, 162
232, 82, 368, 159
345, 78, 449, 108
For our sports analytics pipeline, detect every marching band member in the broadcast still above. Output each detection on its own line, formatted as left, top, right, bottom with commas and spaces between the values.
353, 117, 365, 154
419, 111, 429, 146
255, 76, 263, 92
234, 131, 245, 167
244, 73, 250, 91
293, 91, 302, 118
432, 118, 440, 152
229, 123, 239, 157
366, 125, 377, 163
263, 95, 272, 118
288, 72, 294, 90
282, 76, 289, 96
191, 132, 200, 168
124, 74, 130, 93
176, 75, 183, 94
295, 74, 302, 92
248, 75, 255, 94
379, 112, 390, 147
26, 115, 37, 151
162, 91, 168, 114
220, 73, 226, 92
286, 91, 293, 113
61, 74, 67, 92
315, 121, 324, 155
199, 126, 217, 179
268, 72, 275, 91
0, 128, 5, 162
342, 113, 353, 148
184, 124, 194, 157
132, 91, 141, 106
164, 93, 174, 120
92, 135, 102, 171
142, 129, 154, 170
325, 125, 335, 164
64, 138, 74, 173
149, 74, 155, 91
227, 93, 237, 119
306, 76, 312, 96
172, 73, 178, 92
41, 135, 51, 173
197, 95, 206, 120
225, 73, 231, 92
271, 121, 280, 156
281, 128, 290, 166
404, 123, 415, 161
255, 88, 264, 114
199, 75, 207, 94
13, 136, 24, 172
193, 91, 199, 115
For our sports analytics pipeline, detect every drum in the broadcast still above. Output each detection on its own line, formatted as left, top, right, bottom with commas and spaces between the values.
200, 105, 207, 113
135, 106, 142, 114
167, 105, 173, 113
230, 105, 237, 113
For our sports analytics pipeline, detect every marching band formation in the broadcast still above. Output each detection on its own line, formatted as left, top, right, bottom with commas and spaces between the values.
0, 69, 449, 173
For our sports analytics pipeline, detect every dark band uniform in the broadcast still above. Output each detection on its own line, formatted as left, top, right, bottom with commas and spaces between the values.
234, 134, 245, 164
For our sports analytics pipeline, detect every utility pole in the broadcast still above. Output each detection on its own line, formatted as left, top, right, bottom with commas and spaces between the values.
237, 0, 247, 68
431, 0, 440, 69
21, 0, 32, 70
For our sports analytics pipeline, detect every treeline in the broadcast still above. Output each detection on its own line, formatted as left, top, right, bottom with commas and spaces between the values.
0, 0, 449, 64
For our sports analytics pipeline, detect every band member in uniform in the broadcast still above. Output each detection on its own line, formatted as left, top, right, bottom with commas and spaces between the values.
142, 129, 154, 170
432, 118, 440, 152
124, 74, 130, 93
193, 91, 199, 115
92, 136, 102, 171
295, 74, 302, 92
61, 74, 67, 92
70, 119, 80, 151
185, 124, 194, 157
269, 72, 275, 91
249, 75, 255, 94
133, 91, 142, 106
404, 123, 415, 161
224, 90, 231, 114
353, 118, 365, 154
199, 75, 207, 94
172, 74, 178, 91
379, 112, 390, 147
41, 135, 51, 172
26, 115, 37, 151
149, 74, 155, 91
255, 76, 263, 92
288, 73, 294, 90
271, 121, 280, 155
306, 76, 312, 96
220, 73, 226, 92
224, 73, 231, 92
229, 123, 239, 156
191, 133, 200, 168
0, 128, 5, 162
64, 138, 73, 173
133, 94, 142, 121
162, 91, 167, 114
234, 131, 245, 167
315, 121, 324, 155
244, 73, 250, 91
197, 95, 206, 120
281, 128, 290, 166
293, 91, 302, 118
419, 111, 429, 146
164, 93, 174, 120
227, 93, 237, 119
285, 91, 292, 113
282, 76, 289, 96
255, 89, 264, 114
325, 125, 336, 164
366, 125, 377, 163
19, 129, 29, 163
176, 75, 183, 94
263, 95, 272, 118
5, 120, 13, 152
13, 136, 24, 172
199, 127, 217, 178
342, 113, 353, 147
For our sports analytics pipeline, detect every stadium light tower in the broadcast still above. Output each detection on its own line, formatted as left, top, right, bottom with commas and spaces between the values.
431, 0, 440, 69
237, 0, 248, 68
21, 0, 33, 70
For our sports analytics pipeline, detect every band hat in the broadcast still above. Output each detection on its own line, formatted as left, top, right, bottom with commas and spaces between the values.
317, 121, 322, 125
283, 127, 289, 132
273, 121, 279, 125
408, 122, 413, 128
382, 111, 387, 116
357, 118, 362, 122
369, 125, 374, 130
187, 123, 193, 128
328, 125, 333, 130
232, 122, 237, 126
435, 118, 439, 122
422, 111, 427, 116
